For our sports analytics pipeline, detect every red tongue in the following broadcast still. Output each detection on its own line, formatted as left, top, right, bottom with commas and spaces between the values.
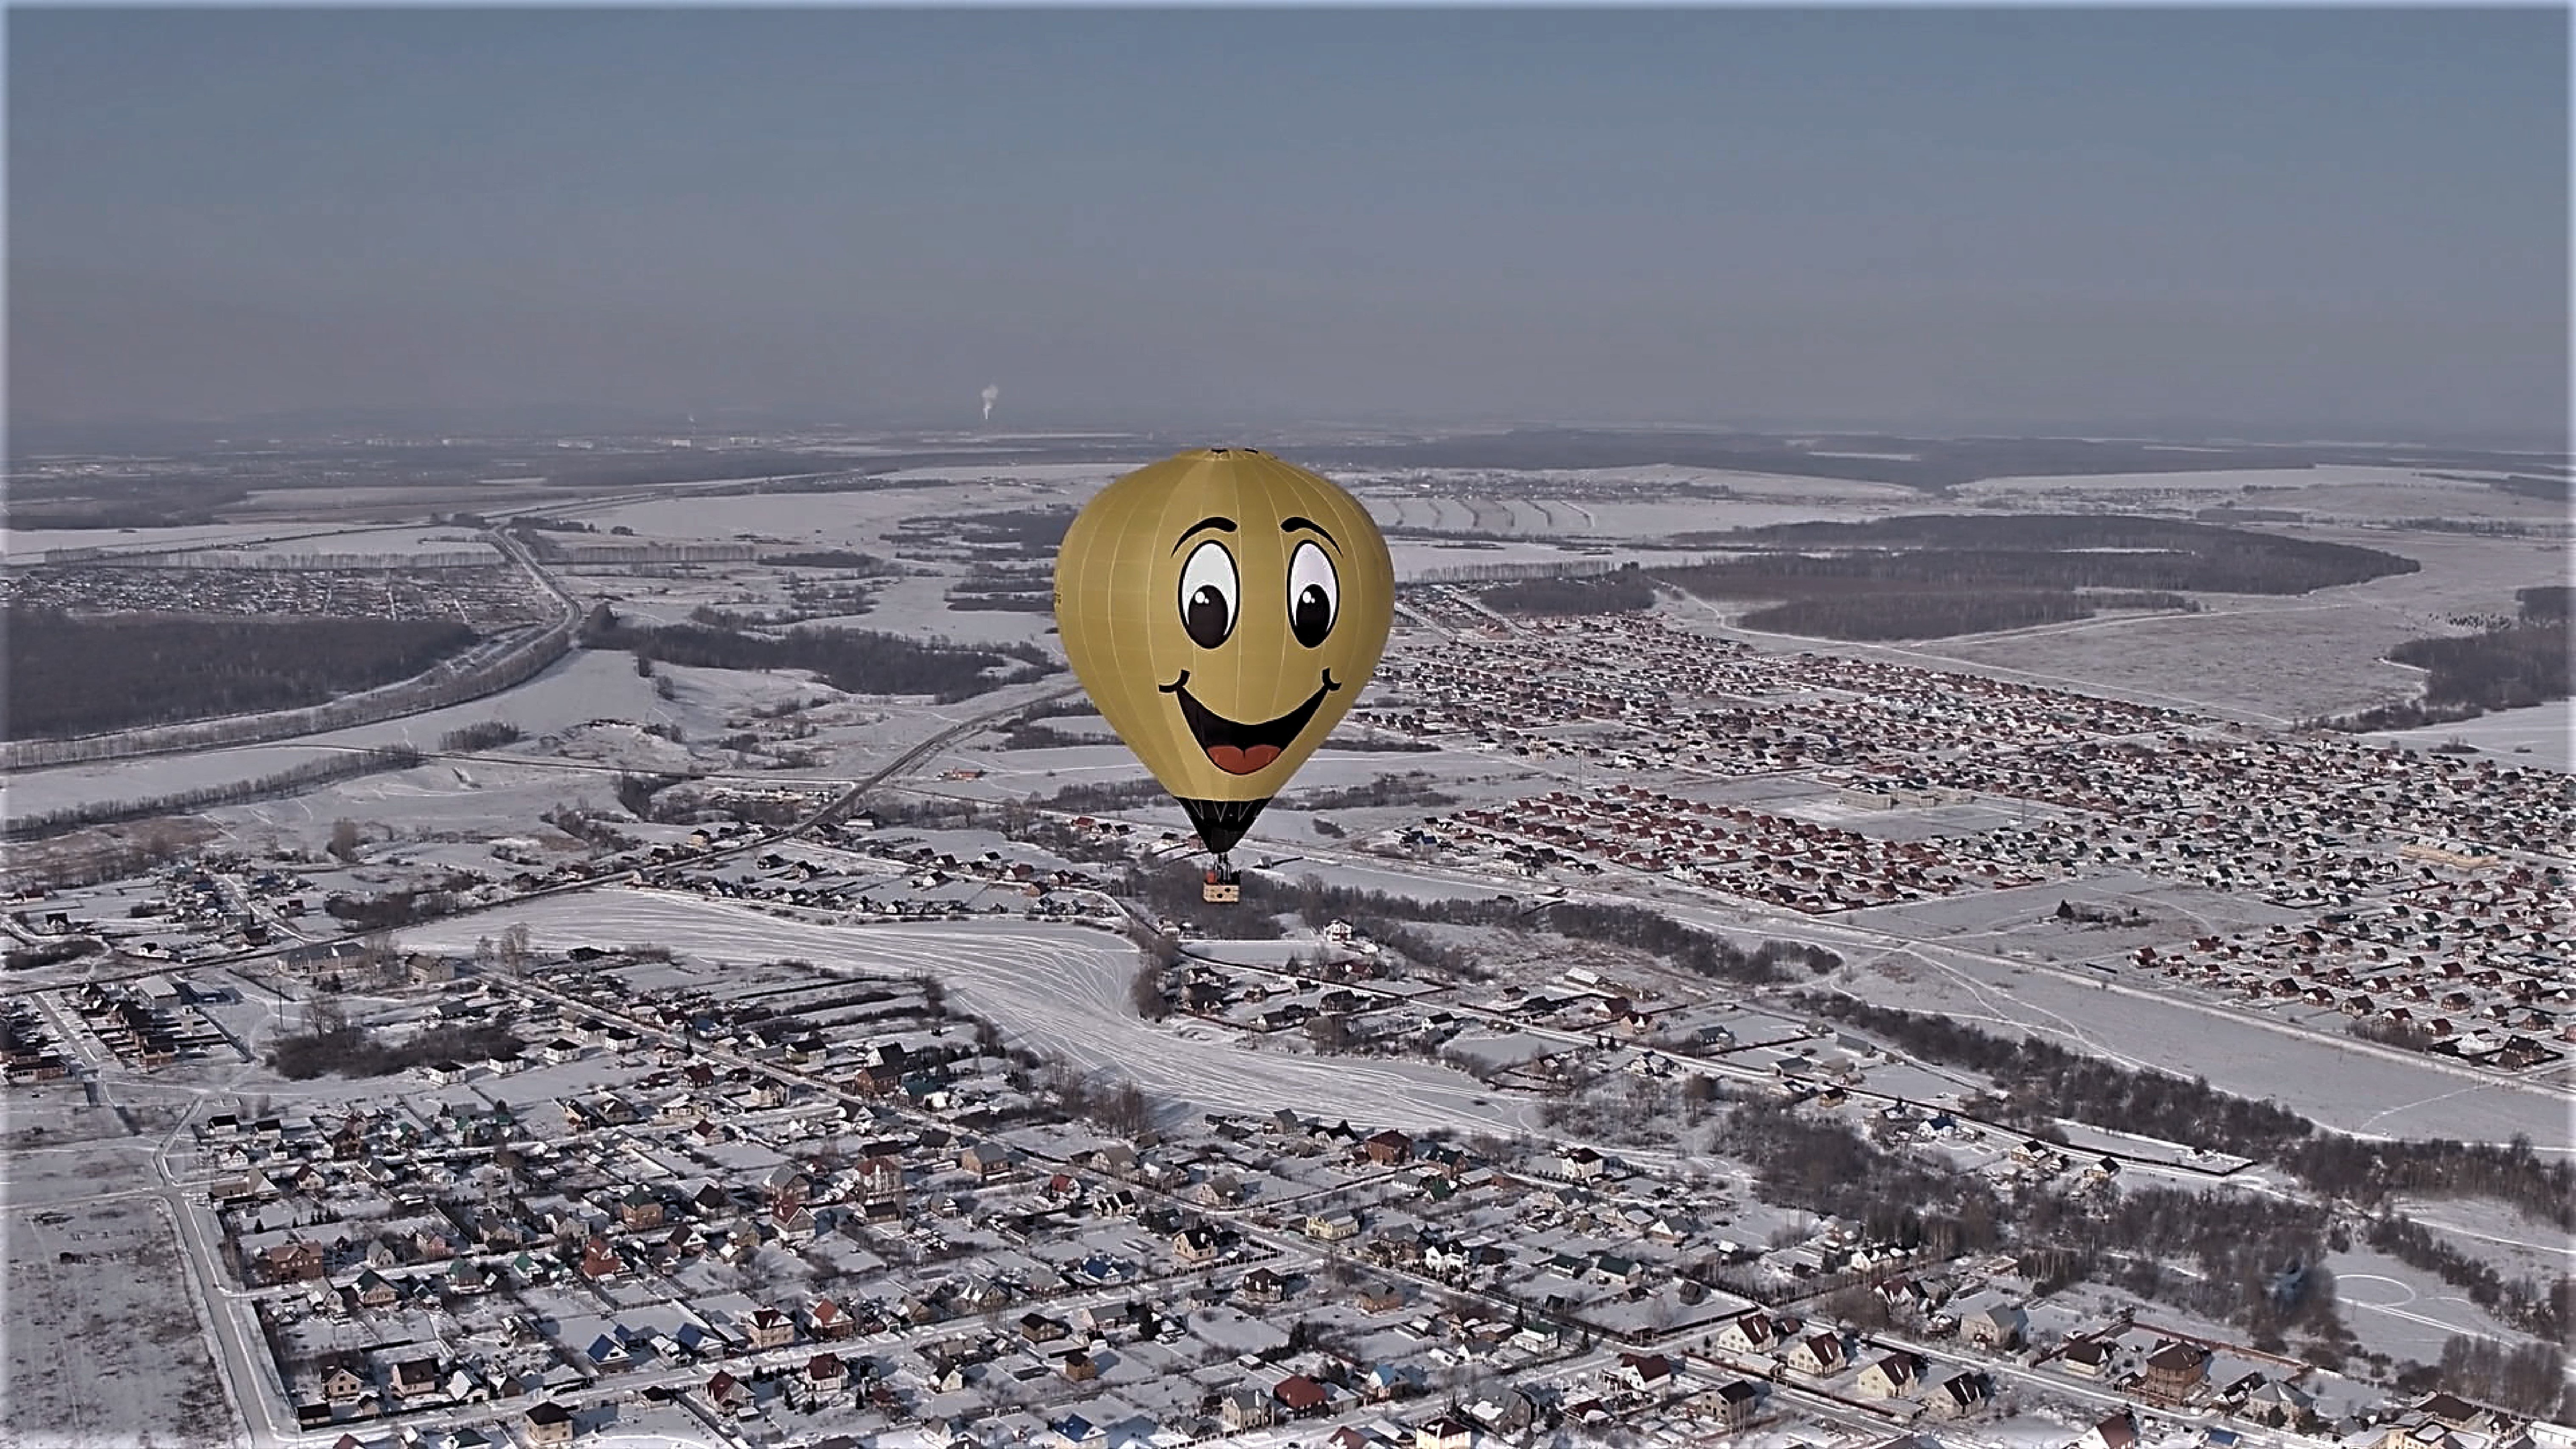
1208, 743, 1282, 775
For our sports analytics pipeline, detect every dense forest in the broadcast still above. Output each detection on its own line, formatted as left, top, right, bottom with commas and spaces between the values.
267, 1022, 525, 1080
2331, 586, 2572, 731
1481, 573, 1659, 615
579, 605, 1055, 701
1651, 515, 2413, 642
4, 609, 479, 740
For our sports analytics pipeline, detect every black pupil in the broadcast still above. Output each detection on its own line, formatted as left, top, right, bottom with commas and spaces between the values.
1292, 584, 1333, 646
1186, 585, 1231, 647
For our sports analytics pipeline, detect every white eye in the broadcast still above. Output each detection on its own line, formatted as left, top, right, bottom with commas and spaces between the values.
1177, 540, 1239, 649
1287, 540, 1339, 648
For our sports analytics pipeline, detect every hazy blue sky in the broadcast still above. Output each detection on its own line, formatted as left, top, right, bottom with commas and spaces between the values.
10, 7, 2568, 442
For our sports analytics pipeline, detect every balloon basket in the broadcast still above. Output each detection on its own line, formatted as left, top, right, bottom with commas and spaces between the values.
1201, 865, 1242, 904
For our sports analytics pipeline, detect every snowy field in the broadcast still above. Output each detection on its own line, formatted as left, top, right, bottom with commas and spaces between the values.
1843, 941, 2575, 1147
398, 895, 1551, 1136
1903, 519, 2565, 725
2368, 699, 2575, 772
2, 1196, 233, 1449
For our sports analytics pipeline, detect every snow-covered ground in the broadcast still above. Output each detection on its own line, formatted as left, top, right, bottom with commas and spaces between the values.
399, 895, 1551, 1136
2369, 699, 2575, 772
1840, 941, 2575, 1148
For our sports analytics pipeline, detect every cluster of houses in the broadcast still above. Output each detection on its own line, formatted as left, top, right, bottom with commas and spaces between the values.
1353, 609, 2183, 782
638, 833, 1111, 925
2, 1000, 70, 1083
0, 560, 547, 631
1424, 785, 2040, 913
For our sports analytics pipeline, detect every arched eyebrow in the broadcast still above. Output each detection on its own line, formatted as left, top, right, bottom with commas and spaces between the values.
1281, 517, 1339, 548
1170, 517, 1237, 553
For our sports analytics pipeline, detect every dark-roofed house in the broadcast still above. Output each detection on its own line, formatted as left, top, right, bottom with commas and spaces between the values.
2142, 1342, 2209, 1404
1275, 1374, 1331, 1417
525, 1401, 575, 1446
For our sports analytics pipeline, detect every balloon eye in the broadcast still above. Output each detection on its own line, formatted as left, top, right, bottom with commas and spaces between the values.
1177, 540, 1238, 649
1288, 540, 1338, 648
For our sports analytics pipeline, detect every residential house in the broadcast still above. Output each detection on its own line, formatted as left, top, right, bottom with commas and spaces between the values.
1416, 1413, 1478, 1449
1221, 1389, 1274, 1432
1275, 1374, 1332, 1418
1966, 1304, 2026, 1351
2142, 1342, 2210, 1404
1786, 1333, 1847, 1377
2080, 1412, 2140, 1449
1857, 1354, 1923, 1399
743, 1307, 796, 1351
524, 1401, 575, 1446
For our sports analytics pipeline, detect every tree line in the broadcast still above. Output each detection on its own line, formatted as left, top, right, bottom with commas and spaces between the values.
1801, 993, 2573, 1228
1280, 772, 1459, 812
3, 747, 423, 842
1481, 573, 1659, 616
578, 604, 1056, 702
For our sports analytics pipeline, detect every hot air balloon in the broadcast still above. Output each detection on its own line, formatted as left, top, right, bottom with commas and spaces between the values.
1053, 448, 1395, 899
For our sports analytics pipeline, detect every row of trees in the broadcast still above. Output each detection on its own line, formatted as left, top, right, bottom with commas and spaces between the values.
1801, 993, 2575, 1227
4, 747, 423, 842
2366, 1215, 2568, 1343
1281, 772, 1458, 812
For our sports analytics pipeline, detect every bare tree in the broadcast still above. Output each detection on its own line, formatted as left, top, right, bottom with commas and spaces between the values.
327, 818, 362, 863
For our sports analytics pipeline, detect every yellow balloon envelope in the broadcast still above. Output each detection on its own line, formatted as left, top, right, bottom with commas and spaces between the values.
1053, 448, 1394, 857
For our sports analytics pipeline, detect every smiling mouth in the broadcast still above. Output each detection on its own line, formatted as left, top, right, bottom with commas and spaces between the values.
1159, 671, 1339, 775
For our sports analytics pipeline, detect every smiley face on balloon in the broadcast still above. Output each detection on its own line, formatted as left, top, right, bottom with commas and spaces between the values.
1054, 448, 1394, 859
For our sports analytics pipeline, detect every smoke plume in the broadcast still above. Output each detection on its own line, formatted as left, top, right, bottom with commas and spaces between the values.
980, 383, 1000, 422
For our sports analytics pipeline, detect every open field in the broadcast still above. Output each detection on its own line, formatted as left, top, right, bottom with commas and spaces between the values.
2, 1196, 235, 1449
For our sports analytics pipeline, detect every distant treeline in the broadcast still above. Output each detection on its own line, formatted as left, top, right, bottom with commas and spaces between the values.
2329, 587, 2571, 732
2, 478, 254, 530
1650, 514, 2410, 642
760, 550, 898, 573
579, 605, 1055, 702
932, 508, 1077, 561
3, 747, 423, 842
4, 608, 480, 741
1480, 573, 1659, 616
